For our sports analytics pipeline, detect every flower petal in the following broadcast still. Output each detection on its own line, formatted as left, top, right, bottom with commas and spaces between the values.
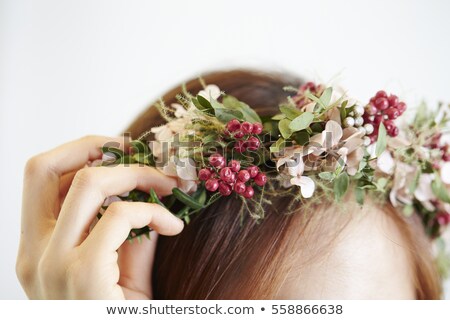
377, 150, 395, 174
323, 120, 343, 148
299, 176, 316, 198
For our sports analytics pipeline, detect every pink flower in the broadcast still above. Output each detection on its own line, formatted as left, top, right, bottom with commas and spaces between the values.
276, 147, 315, 198
308, 120, 364, 175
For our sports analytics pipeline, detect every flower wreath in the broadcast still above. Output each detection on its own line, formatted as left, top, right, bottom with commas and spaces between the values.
94, 81, 450, 277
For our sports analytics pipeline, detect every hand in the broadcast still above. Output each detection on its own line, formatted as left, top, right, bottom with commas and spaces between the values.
16, 135, 184, 299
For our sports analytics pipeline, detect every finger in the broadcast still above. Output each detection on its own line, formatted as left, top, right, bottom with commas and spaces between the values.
51, 165, 178, 250
118, 231, 158, 299
59, 170, 77, 205
21, 135, 129, 240
82, 201, 183, 254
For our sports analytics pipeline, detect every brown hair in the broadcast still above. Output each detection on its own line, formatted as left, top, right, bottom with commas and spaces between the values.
124, 69, 442, 299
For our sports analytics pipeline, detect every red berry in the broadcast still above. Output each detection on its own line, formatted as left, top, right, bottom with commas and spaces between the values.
219, 167, 235, 184
205, 178, 219, 192
385, 107, 400, 119
388, 94, 399, 107
226, 119, 241, 132
373, 115, 383, 125
254, 173, 267, 186
246, 136, 261, 151
389, 126, 399, 137
375, 90, 388, 99
369, 134, 377, 144
384, 119, 395, 132
237, 169, 251, 182
247, 165, 259, 178
397, 102, 407, 114
437, 213, 450, 226
243, 185, 254, 198
375, 97, 389, 110
209, 153, 225, 168
228, 160, 241, 172
218, 181, 232, 196
234, 140, 246, 153
234, 131, 244, 139
234, 181, 246, 194
443, 153, 450, 162
198, 168, 212, 181
252, 122, 263, 134
241, 122, 254, 134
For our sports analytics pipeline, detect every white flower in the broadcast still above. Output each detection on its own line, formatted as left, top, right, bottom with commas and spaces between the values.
160, 156, 197, 194
377, 150, 395, 174
197, 84, 221, 101
442, 162, 450, 185
276, 147, 316, 198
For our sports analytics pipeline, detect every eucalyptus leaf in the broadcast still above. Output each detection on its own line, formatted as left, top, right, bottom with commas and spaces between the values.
270, 138, 285, 153
318, 172, 334, 181
375, 122, 387, 157
319, 87, 333, 106
271, 114, 286, 120
355, 187, 365, 206
334, 172, 349, 201
280, 105, 302, 120
279, 118, 292, 139
289, 112, 314, 132
222, 95, 261, 123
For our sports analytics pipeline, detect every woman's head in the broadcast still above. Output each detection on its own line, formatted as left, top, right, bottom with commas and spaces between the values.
125, 69, 442, 299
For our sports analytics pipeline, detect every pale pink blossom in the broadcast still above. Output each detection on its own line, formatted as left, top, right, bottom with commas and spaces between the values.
276, 147, 315, 198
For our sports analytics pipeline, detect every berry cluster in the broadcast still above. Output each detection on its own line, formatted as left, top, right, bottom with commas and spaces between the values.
198, 154, 267, 198
363, 90, 407, 143
226, 119, 263, 153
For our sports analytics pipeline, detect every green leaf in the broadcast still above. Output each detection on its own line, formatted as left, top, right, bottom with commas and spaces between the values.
172, 188, 204, 209
289, 112, 314, 132
293, 131, 310, 146
334, 172, 349, 201
279, 118, 292, 139
271, 114, 286, 120
409, 170, 421, 193
339, 106, 347, 121
318, 172, 334, 181
375, 122, 387, 157
148, 188, 166, 207
101, 146, 124, 158
270, 138, 285, 153
263, 120, 279, 137
214, 108, 243, 123
280, 105, 302, 120
197, 95, 212, 108
130, 140, 150, 154
355, 187, 365, 206
376, 177, 388, 191
222, 95, 261, 123
319, 87, 333, 106
431, 173, 450, 203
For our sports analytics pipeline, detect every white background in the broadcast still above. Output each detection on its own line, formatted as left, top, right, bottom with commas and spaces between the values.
1, 0, 449, 299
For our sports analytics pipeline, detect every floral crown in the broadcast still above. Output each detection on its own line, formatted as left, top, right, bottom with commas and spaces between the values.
96, 81, 450, 275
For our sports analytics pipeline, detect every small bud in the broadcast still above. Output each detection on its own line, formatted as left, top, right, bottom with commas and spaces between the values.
343, 117, 355, 127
